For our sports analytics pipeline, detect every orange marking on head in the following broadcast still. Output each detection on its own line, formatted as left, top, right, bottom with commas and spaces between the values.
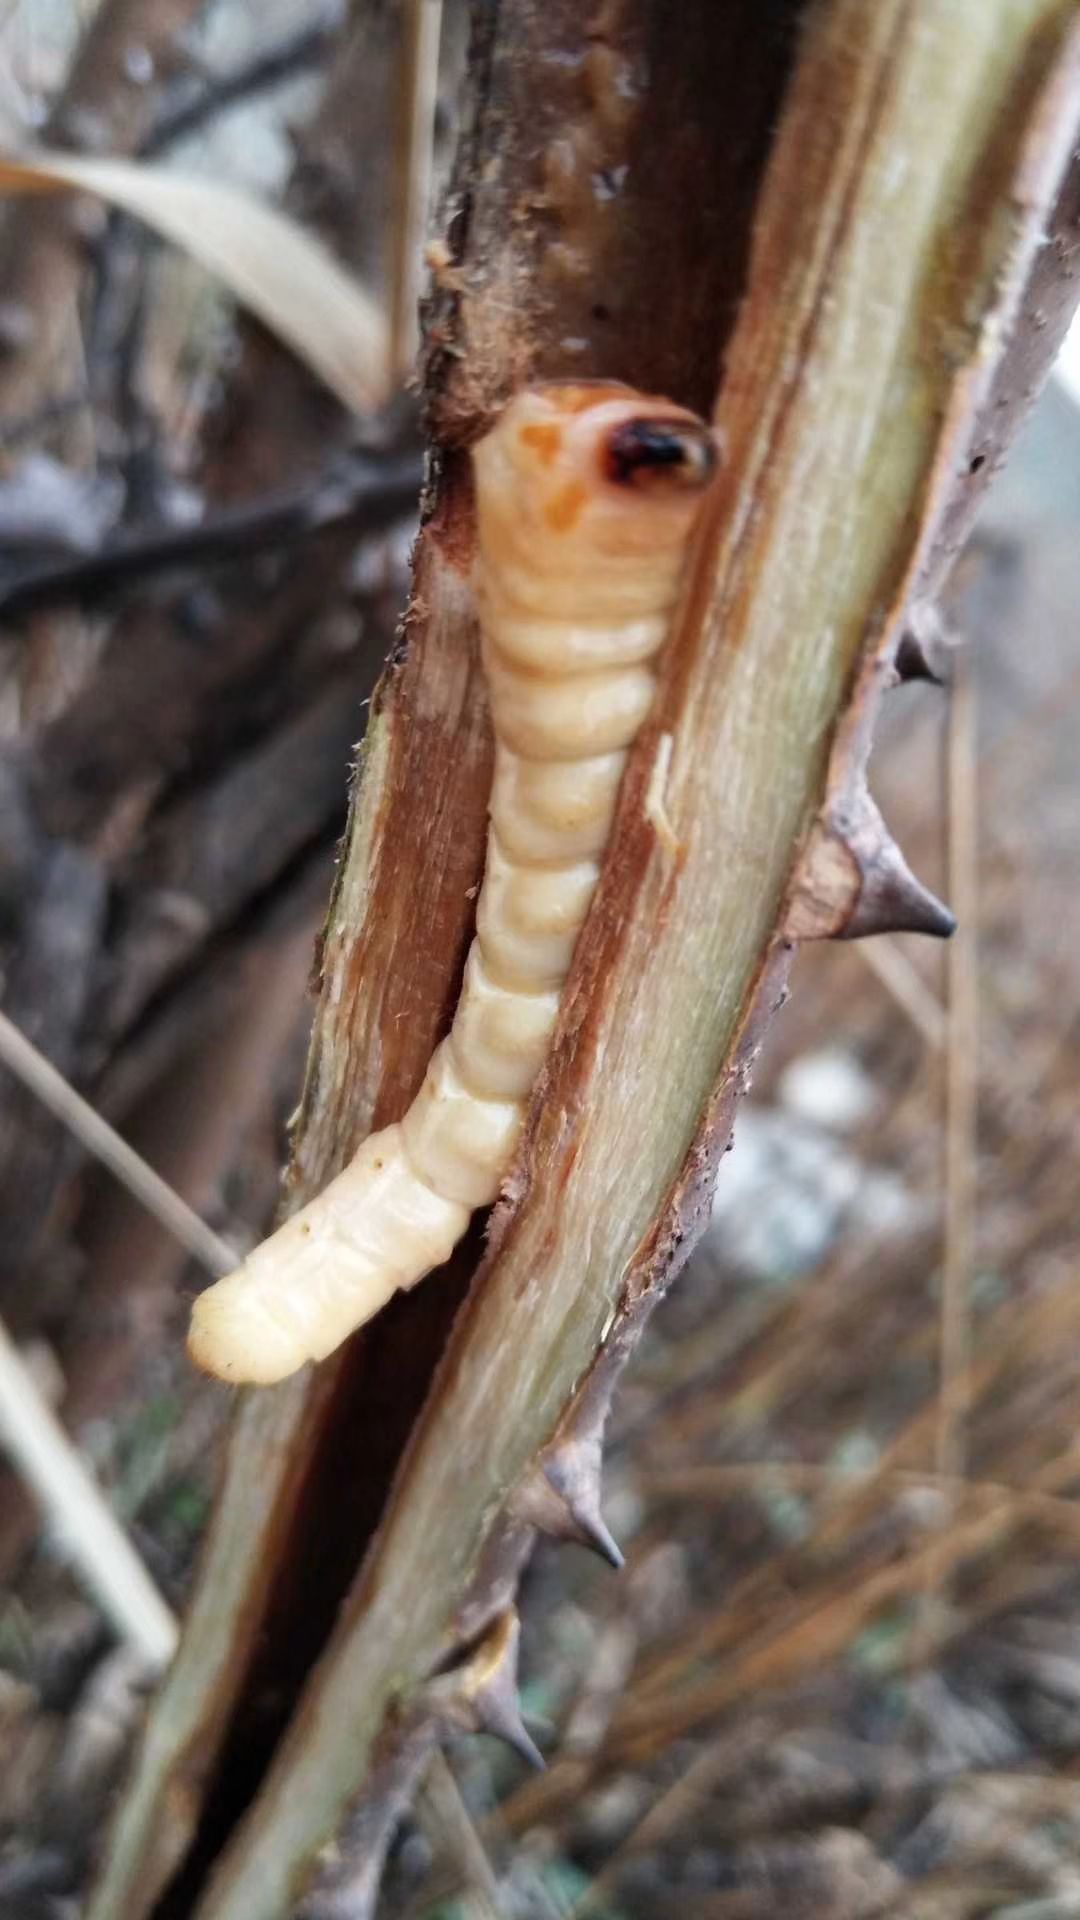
545, 481, 588, 533
519, 422, 563, 464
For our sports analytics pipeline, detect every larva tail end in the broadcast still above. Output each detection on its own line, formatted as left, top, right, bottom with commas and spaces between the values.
187, 1275, 307, 1386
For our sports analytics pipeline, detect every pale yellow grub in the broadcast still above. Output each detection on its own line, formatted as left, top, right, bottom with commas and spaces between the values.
188, 383, 718, 1384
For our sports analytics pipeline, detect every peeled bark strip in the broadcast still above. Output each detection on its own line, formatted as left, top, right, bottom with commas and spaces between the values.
91, 3, 1080, 1917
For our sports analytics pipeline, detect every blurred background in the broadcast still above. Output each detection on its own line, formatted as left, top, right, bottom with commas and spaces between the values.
1, 3, 1079, 1916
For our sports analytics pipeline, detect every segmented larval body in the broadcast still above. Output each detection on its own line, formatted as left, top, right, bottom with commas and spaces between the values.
188, 384, 718, 1383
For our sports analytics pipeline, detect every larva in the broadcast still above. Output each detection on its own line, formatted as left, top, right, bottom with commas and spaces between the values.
188, 383, 718, 1384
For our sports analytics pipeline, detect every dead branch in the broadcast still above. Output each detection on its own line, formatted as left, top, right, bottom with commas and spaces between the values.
0, 446, 422, 619
141, 7, 345, 159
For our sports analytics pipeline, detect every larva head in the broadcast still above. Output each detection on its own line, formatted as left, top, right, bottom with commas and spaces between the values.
473, 383, 719, 621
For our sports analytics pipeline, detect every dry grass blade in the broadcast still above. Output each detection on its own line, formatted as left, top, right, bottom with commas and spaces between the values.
0, 1009, 237, 1280
0, 152, 389, 415
0, 1317, 178, 1667
0, 1004, 233, 1670
414, 1752, 504, 1920
856, 934, 948, 1050
388, 0, 443, 384
565, 1731, 765, 1920
637, 1462, 1080, 1534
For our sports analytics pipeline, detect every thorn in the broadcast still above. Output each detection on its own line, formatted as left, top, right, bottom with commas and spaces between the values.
547, 1449, 625, 1569
578, 1508, 625, 1571
894, 629, 944, 685
893, 604, 952, 686
472, 1676, 546, 1771
785, 788, 955, 943
512, 1433, 624, 1570
450, 1610, 545, 1770
842, 847, 956, 939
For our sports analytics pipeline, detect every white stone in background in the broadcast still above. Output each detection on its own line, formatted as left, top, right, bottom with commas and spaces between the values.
709, 1105, 912, 1282
778, 1045, 879, 1133
123, 44, 155, 86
